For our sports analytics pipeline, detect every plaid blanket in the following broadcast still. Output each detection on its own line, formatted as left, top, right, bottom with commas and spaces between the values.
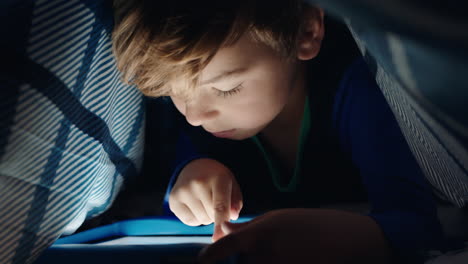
1, 1, 144, 263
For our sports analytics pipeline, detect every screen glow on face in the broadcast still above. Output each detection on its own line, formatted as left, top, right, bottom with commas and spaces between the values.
97, 236, 212, 245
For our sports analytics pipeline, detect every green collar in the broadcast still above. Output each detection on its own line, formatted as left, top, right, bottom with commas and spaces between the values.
251, 96, 311, 192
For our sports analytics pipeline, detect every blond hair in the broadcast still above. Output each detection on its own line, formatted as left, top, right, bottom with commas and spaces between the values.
112, 0, 304, 98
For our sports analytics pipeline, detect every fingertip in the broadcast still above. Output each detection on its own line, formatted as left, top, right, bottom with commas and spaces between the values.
211, 231, 219, 243
230, 210, 239, 221
212, 224, 225, 242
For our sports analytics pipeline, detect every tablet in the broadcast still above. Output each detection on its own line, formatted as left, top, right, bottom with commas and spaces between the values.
39, 217, 251, 264
98, 235, 212, 245
53, 216, 253, 245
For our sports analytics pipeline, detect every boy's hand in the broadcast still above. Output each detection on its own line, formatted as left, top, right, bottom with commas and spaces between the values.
198, 209, 392, 264
169, 158, 243, 241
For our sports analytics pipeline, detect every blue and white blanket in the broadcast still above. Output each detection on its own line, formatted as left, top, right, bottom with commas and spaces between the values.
1, 1, 144, 263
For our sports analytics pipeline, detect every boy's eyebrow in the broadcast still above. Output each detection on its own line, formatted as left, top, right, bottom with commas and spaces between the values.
200, 67, 248, 85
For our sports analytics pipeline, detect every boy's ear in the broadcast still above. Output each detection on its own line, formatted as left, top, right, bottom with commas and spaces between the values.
297, 7, 324, 61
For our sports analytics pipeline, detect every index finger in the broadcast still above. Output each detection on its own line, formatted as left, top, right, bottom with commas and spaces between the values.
212, 177, 232, 241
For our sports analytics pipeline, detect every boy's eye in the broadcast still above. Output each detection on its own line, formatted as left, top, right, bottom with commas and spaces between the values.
213, 84, 243, 98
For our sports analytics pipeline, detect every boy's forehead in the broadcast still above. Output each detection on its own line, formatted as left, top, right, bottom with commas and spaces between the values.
202, 51, 245, 81
200, 67, 248, 86
168, 33, 267, 96
199, 33, 257, 82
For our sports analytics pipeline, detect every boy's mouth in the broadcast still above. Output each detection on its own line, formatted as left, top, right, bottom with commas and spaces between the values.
210, 129, 236, 138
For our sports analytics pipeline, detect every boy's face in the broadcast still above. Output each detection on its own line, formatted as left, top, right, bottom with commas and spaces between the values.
170, 33, 302, 140
170, 7, 323, 140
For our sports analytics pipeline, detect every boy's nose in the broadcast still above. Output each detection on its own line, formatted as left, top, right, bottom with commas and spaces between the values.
185, 102, 218, 127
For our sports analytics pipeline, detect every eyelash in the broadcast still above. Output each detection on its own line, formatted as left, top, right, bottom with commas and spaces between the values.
214, 84, 243, 98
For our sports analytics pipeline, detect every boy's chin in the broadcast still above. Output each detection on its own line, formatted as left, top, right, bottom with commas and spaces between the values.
207, 128, 259, 140
214, 134, 247, 141
213, 133, 255, 141
228, 131, 259, 141
228, 135, 248, 141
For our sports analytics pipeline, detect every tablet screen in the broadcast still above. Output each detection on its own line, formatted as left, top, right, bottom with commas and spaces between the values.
97, 236, 212, 245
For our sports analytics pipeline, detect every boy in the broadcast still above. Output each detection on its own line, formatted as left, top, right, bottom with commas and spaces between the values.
112, 0, 445, 263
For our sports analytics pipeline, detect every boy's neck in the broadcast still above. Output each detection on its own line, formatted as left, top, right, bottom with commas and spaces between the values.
260, 63, 307, 170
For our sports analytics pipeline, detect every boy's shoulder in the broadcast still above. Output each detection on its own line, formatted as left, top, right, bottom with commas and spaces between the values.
331, 57, 394, 136
340, 57, 376, 93
334, 57, 382, 109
